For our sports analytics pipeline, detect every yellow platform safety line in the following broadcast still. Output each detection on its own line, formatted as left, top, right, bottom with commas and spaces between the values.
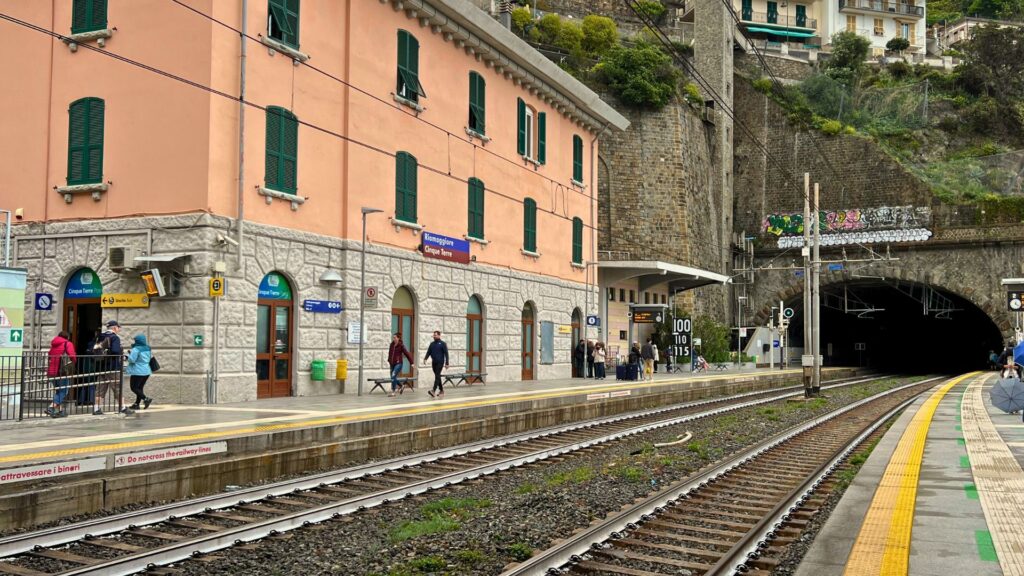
0, 369, 806, 465
843, 372, 979, 576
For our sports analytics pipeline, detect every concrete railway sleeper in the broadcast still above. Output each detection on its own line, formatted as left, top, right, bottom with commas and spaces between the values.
0, 374, 887, 576
499, 375, 946, 576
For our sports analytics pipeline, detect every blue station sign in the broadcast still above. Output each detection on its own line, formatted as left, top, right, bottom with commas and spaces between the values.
303, 299, 343, 313
421, 232, 470, 264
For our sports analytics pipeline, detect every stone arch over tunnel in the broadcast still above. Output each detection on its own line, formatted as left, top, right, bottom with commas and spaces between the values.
753, 269, 1007, 373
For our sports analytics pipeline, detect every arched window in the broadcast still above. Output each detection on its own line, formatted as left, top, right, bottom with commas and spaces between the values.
391, 287, 416, 377
467, 296, 484, 375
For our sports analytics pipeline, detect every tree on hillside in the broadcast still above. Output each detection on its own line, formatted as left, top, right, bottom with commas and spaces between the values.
824, 31, 871, 86
581, 15, 619, 58
958, 25, 1024, 137
595, 41, 679, 109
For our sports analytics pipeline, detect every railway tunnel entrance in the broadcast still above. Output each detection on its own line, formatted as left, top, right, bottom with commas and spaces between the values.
783, 280, 1004, 374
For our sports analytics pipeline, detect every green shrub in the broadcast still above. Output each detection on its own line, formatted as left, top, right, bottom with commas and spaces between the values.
581, 15, 619, 57
886, 37, 910, 52
671, 40, 694, 56
506, 543, 534, 562
408, 556, 447, 572
634, 0, 666, 19
819, 119, 842, 134
843, 125, 857, 135
824, 31, 871, 85
595, 42, 679, 109
752, 77, 774, 93
682, 82, 702, 104
532, 13, 562, 45
455, 550, 489, 567
888, 60, 912, 79
511, 7, 532, 36
554, 20, 583, 53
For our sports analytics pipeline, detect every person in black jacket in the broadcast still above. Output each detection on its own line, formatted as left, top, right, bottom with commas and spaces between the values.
422, 331, 449, 398
573, 339, 586, 378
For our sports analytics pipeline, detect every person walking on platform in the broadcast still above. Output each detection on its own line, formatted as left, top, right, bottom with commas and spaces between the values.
423, 330, 449, 398
594, 342, 607, 380
92, 320, 133, 416
586, 340, 595, 378
44, 331, 76, 418
126, 333, 154, 410
652, 341, 660, 373
76, 328, 102, 406
641, 338, 655, 381
388, 333, 414, 397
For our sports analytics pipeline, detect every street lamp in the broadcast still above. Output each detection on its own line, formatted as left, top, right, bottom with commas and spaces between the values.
357, 207, 383, 396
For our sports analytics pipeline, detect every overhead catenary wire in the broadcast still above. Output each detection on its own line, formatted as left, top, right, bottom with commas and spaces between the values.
0, 11, 737, 266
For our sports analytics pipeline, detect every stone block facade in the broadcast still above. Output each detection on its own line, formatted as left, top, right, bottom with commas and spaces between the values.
597, 98, 729, 321
735, 52, 816, 82
14, 214, 592, 404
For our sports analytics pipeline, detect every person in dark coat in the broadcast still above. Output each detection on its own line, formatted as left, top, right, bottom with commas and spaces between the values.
387, 333, 414, 397
574, 339, 586, 378
76, 328, 102, 406
92, 320, 133, 416
422, 331, 449, 398
45, 331, 76, 418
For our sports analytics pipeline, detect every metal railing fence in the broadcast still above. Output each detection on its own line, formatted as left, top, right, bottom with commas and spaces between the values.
0, 351, 125, 421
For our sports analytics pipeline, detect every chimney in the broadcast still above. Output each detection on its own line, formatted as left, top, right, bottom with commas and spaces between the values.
498, 0, 513, 29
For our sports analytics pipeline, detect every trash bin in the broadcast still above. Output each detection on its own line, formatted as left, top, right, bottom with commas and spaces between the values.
311, 360, 326, 381
336, 359, 348, 381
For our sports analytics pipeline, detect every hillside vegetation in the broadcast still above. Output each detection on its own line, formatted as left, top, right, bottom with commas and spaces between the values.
753, 27, 1024, 206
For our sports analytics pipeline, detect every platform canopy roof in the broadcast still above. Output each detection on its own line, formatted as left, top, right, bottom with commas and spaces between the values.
598, 261, 731, 293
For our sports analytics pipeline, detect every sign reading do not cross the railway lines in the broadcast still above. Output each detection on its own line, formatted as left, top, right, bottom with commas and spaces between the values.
673, 317, 693, 357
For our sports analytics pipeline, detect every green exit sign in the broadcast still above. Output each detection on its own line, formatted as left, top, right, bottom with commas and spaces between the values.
193, 334, 204, 347
9, 329, 22, 343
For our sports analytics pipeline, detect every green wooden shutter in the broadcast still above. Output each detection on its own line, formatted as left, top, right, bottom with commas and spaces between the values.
85, 99, 104, 184
268, 0, 299, 47
517, 98, 526, 156
405, 154, 418, 222
67, 98, 103, 185
572, 217, 583, 264
396, 152, 417, 223
265, 108, 282, 190
537, 112, 546, 164
468, 178, 485, 239
572, 135, 583, 182
67, 100, 87, 184
397, 31, 424, 100
72, 0, 106, 33
285, 0, 300, 47
281, 111, 298, 194
524, 198, 537, 253
469, 72, 485, 134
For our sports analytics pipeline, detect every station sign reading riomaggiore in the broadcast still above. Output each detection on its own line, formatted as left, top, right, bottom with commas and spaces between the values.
421, 232, 470, 264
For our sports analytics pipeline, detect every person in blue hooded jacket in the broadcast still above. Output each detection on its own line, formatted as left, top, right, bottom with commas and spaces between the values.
126, 333, 154, 410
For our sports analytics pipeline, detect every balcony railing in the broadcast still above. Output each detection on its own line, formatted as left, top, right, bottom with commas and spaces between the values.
741, 10, 818, 29
838, 0, 924, 17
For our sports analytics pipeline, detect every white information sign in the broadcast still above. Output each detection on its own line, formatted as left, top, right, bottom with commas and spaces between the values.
114, 442, 227, 468
347, 321, 368, 344
0, 457, 106, 485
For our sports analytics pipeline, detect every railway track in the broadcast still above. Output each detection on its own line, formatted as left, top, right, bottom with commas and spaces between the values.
500, 375, 946, 576
0, 374, 890, 576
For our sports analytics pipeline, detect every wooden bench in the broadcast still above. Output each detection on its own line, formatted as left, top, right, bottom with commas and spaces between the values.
369, 377, 415, 394
442, 372, 487, 387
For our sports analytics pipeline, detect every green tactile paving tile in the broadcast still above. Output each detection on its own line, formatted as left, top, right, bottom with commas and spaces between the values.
965, 484, 980, 500
976, 530, 999, 562
960, 455, 971, 468
957, 438, 966, 446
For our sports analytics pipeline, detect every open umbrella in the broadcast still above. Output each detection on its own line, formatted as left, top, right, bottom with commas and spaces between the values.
990, 377, 1024, 413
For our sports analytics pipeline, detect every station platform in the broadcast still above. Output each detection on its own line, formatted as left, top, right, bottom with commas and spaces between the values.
0, 366, 852, 530
798, 371, 1024, 576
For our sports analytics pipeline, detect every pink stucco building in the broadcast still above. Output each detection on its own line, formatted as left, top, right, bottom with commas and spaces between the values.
0, 0, 628, 401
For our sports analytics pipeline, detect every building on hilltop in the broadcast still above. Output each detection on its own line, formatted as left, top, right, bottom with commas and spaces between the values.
0, 0, 628, 401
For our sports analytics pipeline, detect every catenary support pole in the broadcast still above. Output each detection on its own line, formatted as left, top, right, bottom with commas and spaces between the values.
357, 207, 382, 396
802, 173, 811, 396
812, 182, 822, 395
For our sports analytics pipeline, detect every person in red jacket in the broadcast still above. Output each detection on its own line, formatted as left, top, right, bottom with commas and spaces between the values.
45, 331, 76, 418
388, 333, 414, 397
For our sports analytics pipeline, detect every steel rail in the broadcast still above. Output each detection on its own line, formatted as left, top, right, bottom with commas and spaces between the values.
498, 375, 944, 576
0, 374, 889, 575
0, 373, 878, 560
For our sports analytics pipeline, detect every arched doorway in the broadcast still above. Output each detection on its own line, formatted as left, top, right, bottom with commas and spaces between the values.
522, 302, 536, 380
571, 307, 583, 377
63, 268, 103, 353
391, 286, 416, 378
467, 295, 483, 375
257, 272, 293, 398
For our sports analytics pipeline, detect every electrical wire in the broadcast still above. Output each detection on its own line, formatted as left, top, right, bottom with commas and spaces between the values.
0, 11, 729, 268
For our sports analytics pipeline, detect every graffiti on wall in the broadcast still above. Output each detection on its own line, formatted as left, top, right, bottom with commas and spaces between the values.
763, 206, 932, 236
776, 228, 933, 248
